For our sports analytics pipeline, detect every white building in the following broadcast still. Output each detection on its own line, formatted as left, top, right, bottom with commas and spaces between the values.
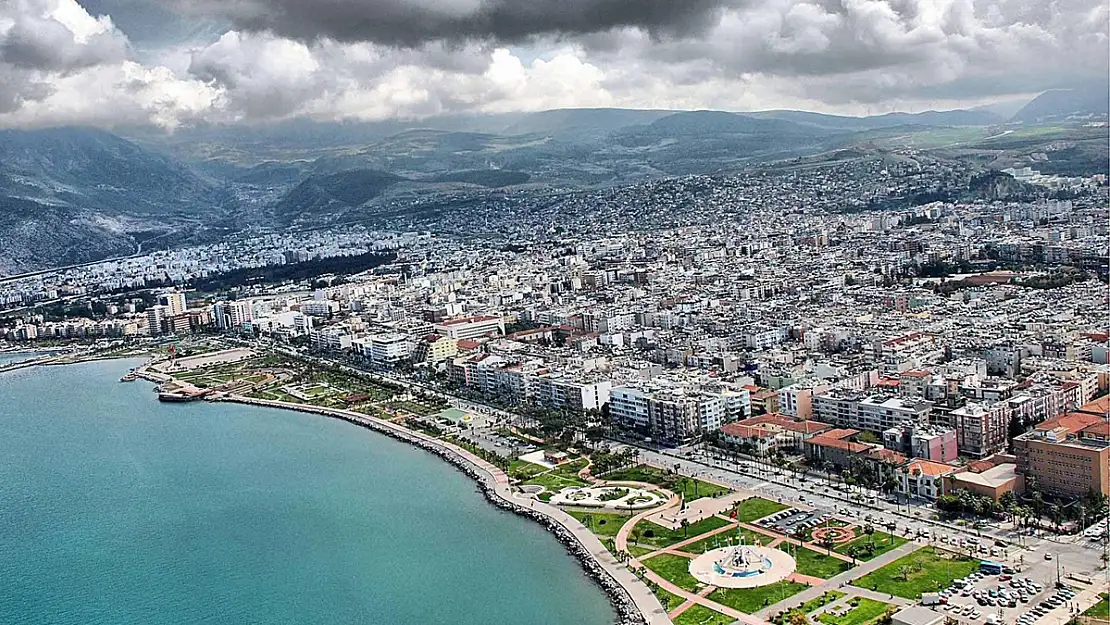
813, 391, 933, 433
434, 315, 505, 340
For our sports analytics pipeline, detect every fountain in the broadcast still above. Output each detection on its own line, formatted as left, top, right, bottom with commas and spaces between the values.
688, 531, 797, 589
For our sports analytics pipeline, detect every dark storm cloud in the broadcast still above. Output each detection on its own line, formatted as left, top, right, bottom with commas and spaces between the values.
168, 0, 734, 46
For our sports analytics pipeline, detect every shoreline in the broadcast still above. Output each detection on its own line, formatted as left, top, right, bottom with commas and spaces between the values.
5, 357, 668, 623
214, 393, 670, 625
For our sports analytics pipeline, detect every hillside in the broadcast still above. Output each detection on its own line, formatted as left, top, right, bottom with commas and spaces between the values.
1011, 85, 1110, 123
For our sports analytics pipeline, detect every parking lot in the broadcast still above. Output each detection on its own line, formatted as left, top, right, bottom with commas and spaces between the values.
939, 566, 1083, 625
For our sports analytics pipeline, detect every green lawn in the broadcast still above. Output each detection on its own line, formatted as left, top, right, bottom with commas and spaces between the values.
850, 547, 978, 599
679, 526, 771, 553
1083, 593, 1109, 619
507, 459, 547, 480
602, 465, 730, 500
640, 553, 701, 592
567, 510, 630, 538
652, 586, 686, 612
522, 459, 589, 492
834, 531, 908, 561
628, 544, 655, 558
674, 604, 734, 625
632, 516, 732, 549
707, 581, 808, 614
815, 598, 891, 625
781, 545, 853, 579
797, 590, 847, 614
734, 497, 789, 523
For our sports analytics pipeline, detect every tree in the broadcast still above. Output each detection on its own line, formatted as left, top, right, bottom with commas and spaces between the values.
681, 518, 691, 538
788, 610, 809, 625
864, 523, 876, 544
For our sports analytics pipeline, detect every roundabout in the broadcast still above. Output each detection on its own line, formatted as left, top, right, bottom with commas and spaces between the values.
688, 542, 796, 589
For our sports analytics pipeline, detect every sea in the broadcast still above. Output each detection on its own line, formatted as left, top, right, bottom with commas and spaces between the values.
0, 359, 616, 625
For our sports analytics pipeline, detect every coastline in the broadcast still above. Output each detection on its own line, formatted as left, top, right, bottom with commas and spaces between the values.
5, 355, 671, 624
212, 392, 672, 625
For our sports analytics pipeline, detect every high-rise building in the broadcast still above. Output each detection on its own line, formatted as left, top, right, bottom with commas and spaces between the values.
146, 305, 167, 336
159, 291, 187, 316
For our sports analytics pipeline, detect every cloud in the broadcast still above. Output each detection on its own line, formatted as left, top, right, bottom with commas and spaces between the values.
0, 0, 1106, 129
167, 0, 730, 47
0, 0, 216, 126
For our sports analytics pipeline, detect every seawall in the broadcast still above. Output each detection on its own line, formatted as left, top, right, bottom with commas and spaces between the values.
217, 394, 670, 625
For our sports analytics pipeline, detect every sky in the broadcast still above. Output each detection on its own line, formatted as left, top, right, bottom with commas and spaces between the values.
0, 0, 1106, 130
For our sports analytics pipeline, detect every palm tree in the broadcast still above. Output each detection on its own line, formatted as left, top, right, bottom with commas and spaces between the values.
681, 518, 691, 538
862, 522, 876, 544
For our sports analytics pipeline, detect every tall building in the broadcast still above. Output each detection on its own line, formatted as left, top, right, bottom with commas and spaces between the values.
145, 305, 167, 336
213, 300, 253, 330
158, 291, 186, 316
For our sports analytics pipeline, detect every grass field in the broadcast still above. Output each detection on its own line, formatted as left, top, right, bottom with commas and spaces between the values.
602, 465, 731, 500
679, 526, 770, 553
734, 497, 789, 523
815, 598, 891, 625
522, 459, 589, 493
781, 545, 853, 579
507, 459, 547, 480
640, 553, 701, 592
567, 511, 630, 538
834, 531, 908, 561
652, 586, 685, 612
707, 581, 808, 614
674, 604, 734, 625
632, 516, 732, 549
797, 590, 847, 614
1083, 593, 1109, 619
850, 547, 978, 599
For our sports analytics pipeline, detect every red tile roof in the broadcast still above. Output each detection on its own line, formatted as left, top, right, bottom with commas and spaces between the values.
1036, 411, 1106, 434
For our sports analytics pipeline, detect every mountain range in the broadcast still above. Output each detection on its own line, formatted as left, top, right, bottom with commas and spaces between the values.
0, 88, 1107, 275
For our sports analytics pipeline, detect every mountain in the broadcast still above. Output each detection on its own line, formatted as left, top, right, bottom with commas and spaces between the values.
0, 127, 236, 275
1011, 85, 1110, 123
748, 108, 1003, 130
273, 169, 406, 223
0, 127, 218, 216
501, 108, 673, 138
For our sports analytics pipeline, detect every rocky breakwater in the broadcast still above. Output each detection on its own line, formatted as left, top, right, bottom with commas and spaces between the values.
220, 395, 652, 625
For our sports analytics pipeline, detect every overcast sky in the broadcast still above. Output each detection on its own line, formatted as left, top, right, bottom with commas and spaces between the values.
0, 0, 1106, 129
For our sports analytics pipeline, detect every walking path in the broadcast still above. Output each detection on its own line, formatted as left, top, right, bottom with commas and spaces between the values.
758, 540, 921, 618
214, 393, 675, 625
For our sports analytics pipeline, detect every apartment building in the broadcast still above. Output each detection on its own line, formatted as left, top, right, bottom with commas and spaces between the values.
950, 402, 1010, 458
433, 315, 505, 340
1013, 412, 1110, 498
353, 333, 412, 367
608, 382, 742, 443
412, 334, 458, 364
779, 381, 830, 419
813, 390, 932, 433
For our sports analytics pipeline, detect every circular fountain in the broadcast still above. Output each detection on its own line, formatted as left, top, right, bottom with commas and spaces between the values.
688, 538, 796, 589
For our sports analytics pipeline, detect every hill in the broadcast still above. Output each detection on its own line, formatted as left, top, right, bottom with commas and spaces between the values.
1011, 85, 1110, 123
273, 169, 406, 223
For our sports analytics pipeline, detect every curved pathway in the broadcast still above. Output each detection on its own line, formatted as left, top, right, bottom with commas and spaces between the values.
211, 393, 675, 625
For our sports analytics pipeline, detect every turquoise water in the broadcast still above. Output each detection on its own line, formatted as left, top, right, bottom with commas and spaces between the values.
0, 359, 615, 625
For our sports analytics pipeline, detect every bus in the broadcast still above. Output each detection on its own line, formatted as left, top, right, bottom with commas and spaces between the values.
979, 560, 1003, 575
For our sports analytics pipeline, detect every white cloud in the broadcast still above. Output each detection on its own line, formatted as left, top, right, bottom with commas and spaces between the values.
0, 0, 1106, 128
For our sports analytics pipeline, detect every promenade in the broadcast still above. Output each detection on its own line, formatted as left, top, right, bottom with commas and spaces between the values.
219, 393, 674, 625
